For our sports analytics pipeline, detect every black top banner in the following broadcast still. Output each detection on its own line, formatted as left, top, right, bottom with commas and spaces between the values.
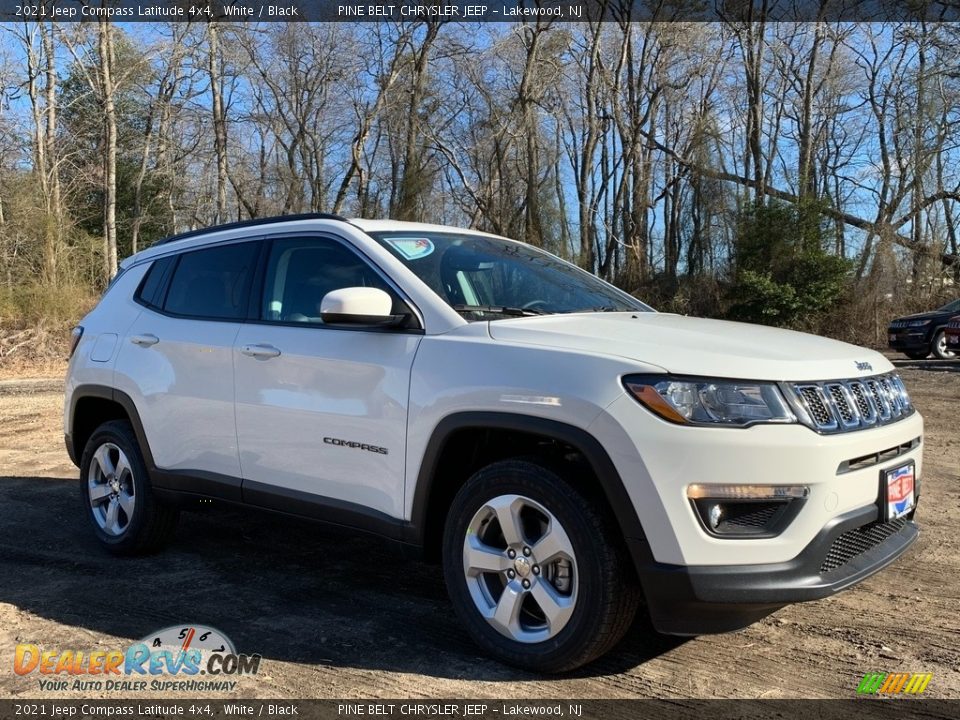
1, 0, 958, 23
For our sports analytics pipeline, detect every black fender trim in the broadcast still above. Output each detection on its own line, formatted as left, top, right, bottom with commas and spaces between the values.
406, 411, 646, 547
68, 385, 152, 469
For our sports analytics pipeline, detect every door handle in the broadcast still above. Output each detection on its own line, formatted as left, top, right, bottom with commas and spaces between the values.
130, 334, 159, 347
240, 344, 281, 359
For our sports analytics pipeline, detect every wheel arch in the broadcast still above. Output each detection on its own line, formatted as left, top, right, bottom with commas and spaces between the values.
68, 384, 155, 471
408, 412, 646, 560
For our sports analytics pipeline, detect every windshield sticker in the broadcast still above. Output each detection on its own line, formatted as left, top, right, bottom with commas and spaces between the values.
384, 237, 435, 261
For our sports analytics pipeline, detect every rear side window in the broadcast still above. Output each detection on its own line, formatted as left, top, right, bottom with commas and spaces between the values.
163, 242, 259, 320
135, 256, 176, 309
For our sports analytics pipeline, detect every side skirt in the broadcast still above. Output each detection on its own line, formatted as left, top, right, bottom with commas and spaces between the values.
152, 471, 420, 555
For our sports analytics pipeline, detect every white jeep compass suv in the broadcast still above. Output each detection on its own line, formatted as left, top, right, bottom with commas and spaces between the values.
65, 214, 921, 672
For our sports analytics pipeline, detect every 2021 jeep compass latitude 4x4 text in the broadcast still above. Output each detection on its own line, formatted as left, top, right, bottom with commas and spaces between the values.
65, 215, 921, 672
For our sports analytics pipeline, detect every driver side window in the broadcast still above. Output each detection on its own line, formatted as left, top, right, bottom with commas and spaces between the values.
261, 237, 392, 324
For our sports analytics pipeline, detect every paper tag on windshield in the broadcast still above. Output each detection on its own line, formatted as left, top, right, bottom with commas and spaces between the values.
384, 237, 435, 261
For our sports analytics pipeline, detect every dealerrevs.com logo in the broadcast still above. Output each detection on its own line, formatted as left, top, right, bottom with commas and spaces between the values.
14, 625, 260, 692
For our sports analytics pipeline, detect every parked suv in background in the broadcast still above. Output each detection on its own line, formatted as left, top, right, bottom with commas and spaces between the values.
65, 215, 922, 672
945, 316, 960, 353
888, 299, 960, 360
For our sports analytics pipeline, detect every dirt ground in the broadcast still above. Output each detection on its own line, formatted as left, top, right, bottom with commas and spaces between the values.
0, 359, 957, 700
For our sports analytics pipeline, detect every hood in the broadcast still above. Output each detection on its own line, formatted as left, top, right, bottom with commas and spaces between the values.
488, 313, 892, 382
891, 310, 949, 322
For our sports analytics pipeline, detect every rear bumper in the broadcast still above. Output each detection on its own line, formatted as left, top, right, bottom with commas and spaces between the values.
631, 503, 919, 635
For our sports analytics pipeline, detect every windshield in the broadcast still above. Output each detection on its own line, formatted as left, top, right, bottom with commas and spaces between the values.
368, 231, 651, 319
938, 299, 960, 313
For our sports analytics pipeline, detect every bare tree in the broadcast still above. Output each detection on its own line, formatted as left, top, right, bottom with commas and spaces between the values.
97, 20, 118, 280
207, 19, 228, 223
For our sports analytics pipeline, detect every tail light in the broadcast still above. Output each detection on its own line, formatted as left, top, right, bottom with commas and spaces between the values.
68, 326, 83, 359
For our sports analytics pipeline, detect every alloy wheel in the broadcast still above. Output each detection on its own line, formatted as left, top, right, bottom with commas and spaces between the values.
87, 442, 136, 537
462, 494, 578, 644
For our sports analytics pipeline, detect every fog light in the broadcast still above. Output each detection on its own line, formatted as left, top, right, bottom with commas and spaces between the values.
688, 485, 808, 538
708, 504, 723, 529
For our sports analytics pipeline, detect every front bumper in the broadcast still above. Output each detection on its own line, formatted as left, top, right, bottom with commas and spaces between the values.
591, 394, 923, 567
888, 330, 930, 351
631, 503, 919, 634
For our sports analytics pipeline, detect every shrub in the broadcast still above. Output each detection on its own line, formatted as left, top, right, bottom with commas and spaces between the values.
726, 200, 851, 331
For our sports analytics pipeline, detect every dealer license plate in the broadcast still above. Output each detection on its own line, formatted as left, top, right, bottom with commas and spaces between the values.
882, 462, 915, 521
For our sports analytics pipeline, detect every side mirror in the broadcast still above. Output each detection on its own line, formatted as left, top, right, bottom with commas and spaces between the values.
320, 287, 405, 327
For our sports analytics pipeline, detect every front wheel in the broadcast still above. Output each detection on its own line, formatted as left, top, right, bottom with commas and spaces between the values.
931, 329, 957, 360
442, 460, 639, 672
79, 420, 179, 555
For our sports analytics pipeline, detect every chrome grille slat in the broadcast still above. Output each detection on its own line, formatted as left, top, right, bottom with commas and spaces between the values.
826, 383, 860, 429
881, 378, 902, 416
866, 379, 891, 421
787, 373, 913, 434
849, 381, 878, 424
796, 385, 838, 430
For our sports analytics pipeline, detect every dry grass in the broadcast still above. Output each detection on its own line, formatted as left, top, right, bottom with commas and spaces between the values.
0, 284, 95, 380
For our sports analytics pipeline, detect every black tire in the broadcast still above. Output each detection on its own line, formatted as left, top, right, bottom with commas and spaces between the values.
79, 419, 178, 555
904, 349, 929, 360
442, 459, 639, 673
931, 329, 957, 360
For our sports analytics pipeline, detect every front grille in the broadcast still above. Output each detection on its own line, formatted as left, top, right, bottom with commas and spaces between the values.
820, 518, 908, 573
788, 373, 913, 434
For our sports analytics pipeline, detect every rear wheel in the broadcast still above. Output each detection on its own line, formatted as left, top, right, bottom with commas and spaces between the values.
442, 459, 639, 672
80, 420, 178, 555
931, 329, 957, 360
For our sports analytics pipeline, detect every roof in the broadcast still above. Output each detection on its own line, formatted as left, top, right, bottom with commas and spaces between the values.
122, 215, 511, 269
152, 212, 348, 246
348, 218, 506, 240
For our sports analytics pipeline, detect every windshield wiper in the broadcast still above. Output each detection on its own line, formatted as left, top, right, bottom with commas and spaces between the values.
568, 305, 620, 313
452, 304, 550, 317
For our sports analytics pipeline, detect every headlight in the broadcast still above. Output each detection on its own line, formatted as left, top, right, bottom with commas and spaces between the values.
623, 375, 796, 427
907, 319, 931, 327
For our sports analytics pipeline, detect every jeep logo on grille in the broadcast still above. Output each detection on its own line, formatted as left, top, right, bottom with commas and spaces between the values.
855, 361, 873, 372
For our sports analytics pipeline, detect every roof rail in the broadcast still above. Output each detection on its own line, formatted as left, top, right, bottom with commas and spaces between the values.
153, 212, 350, 247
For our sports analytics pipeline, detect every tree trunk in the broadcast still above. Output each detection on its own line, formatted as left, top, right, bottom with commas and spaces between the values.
208, 20, 228, 223
40, 22, 61, 285
396, 22, 440, 221
98, 21, 118, 282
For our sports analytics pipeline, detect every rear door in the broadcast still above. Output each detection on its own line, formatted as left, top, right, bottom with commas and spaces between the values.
114, 241, 260, 498
233, 235, 422, 521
